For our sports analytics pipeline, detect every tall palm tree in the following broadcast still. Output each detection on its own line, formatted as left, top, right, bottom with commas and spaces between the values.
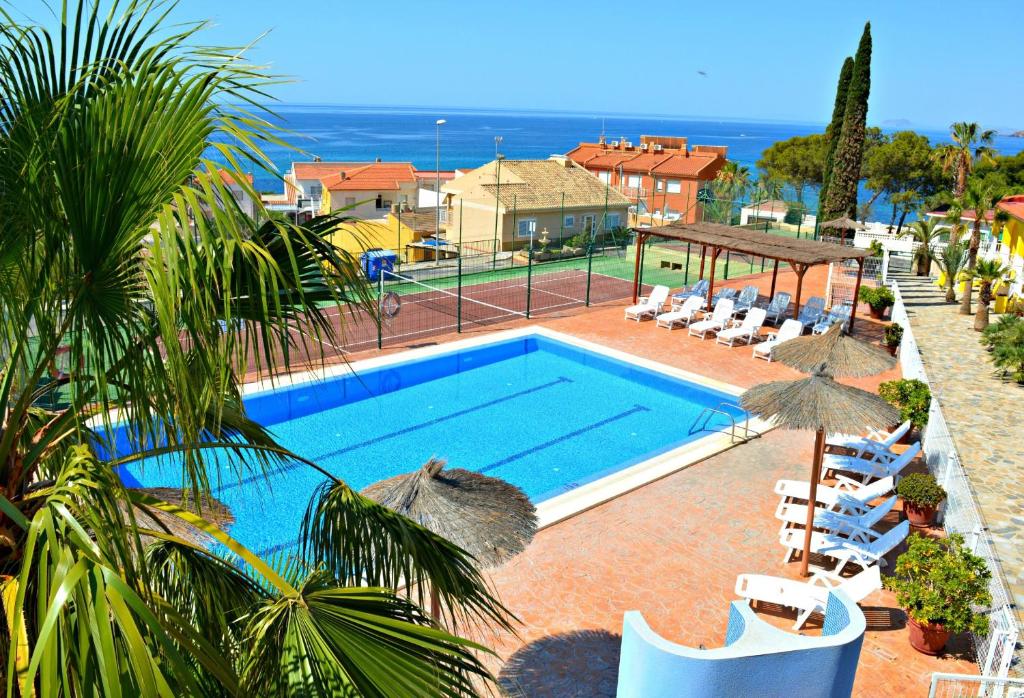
898, 215, 944, 276
932, 122, 997, 197
0, 3, 509, 696
715, 161, 752, 200
968, 259, 1012, 331
949, 179, 1008, 315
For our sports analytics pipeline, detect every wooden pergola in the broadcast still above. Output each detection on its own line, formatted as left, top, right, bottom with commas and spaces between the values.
631, 221, 872, 331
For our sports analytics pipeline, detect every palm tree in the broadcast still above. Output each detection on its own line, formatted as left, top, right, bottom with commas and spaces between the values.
711, 161, 751, 223
0, 3, 509, 696
898, 215, 944, 276
950, 179, 1008, 315
936, 241, 968, 303
968, 259, 1012, 331
932, 122, 996, 197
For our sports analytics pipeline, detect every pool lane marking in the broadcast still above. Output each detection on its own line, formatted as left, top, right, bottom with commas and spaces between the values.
308, 376, 574, 461
477, 404, 651, 475
211, 376, 574, 495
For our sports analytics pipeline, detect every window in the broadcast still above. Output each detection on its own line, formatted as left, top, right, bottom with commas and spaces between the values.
626, 174, 642, 188
309, 185, 323, 199
655, 178, 665, 192
606, 213, 621, 229
563, 215, 575, 229
516, 218, 537, 239
597, 171, 611, 184
666, 180, 681, 194
582, 214, 596, 234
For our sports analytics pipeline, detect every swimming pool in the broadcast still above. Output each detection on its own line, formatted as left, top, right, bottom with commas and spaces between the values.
117, 330, 746, 557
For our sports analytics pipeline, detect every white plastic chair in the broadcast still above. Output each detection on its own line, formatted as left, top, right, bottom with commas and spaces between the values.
777, 495, 898, 553
716, 307, 766, 347
762, 291, 791, 325
735, 565, 882, 629
774, 475, 895, 509
827, 421, 911, 460
687, 298, 734, 339
752, 319, 804, 361
823, 442, 921, 484
655, 295, 704, 330
624, 285, 669, 321
779, 519, 911, 578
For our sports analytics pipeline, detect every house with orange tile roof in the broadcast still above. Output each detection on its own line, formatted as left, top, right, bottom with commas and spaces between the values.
995, 194, 1024, 300
318, 162, 419, 219
216, 169, 257, 218
566, 135, 728, 224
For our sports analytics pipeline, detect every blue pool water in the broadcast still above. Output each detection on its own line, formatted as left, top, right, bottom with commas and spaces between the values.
117, 334, 742, 557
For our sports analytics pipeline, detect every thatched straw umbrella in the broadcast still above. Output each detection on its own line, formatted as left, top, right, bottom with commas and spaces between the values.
819, 216, 867, 233
362, 458, 538, 618
125, 487, 235, 546
771, 323, 895, 378
742, 367, 900, 576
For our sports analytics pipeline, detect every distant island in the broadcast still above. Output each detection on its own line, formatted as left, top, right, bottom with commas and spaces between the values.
1009, 130, 1024, 137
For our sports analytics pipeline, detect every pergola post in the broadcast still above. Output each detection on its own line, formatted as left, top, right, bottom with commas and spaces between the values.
769, 259, 780, 298
705, 247, 720, 311
849, 257, 865, 334
698, 245, 707, 280
632, 230, 646, 303
793, 264, 807, 318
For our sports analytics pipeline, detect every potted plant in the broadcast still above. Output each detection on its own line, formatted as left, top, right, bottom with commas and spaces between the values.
878, 378, 931, 436
858, 286, 896, 320
896, 473, 946, 528
885, 533, 991, 655
882, 322, 903, 356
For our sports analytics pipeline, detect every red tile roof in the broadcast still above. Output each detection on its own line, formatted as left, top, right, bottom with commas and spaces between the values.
997, 194, 1024, 222
414, 170, 456, 180
320, 163, 417, 191
218, 169, 254, 186
925, 207, 995, 223
292, 161, 374, 180
566, 141, 725, 179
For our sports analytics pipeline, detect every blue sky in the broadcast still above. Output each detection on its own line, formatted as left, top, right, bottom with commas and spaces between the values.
13, 0, 1024, 130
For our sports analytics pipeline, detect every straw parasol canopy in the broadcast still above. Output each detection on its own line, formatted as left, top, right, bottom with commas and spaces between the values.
771, 323, 896, 378
362, 458, 538, 569
125, 487, 235, 546
819, 216, 867, 231
741, 368, 900, 576
742, 368, 899, 435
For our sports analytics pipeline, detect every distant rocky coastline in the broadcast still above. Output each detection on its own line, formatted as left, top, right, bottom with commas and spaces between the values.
1010, 130, 1024, 138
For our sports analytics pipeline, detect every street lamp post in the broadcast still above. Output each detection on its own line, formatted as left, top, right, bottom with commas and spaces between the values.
435, 118, 446, 264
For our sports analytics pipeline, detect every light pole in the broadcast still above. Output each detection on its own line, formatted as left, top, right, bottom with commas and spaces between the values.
494, 135, 503, 158
435, 118, 446, 264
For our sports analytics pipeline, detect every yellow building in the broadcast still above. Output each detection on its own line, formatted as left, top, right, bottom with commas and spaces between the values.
995, 195, 1024, 311
327, 208, 439, 264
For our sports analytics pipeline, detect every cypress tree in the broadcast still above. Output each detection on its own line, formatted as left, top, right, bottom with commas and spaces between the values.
818, 57, 854, 207
822, 22, 872, 221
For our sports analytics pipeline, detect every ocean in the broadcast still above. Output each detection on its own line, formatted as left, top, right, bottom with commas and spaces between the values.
242, 104, 1023, 218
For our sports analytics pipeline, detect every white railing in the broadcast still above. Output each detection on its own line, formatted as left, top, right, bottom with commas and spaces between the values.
929, 673, 1024, 698
891, 282, 1020, 679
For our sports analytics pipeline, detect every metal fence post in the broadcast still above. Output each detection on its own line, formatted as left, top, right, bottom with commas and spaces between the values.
457, 200, 464, 332
684, 243, 691, 286
724, 250, 730, 279
526, 234, 533, 319
637, 235, 646, 291
585, 235, 595, 306
376, 269, 383, 350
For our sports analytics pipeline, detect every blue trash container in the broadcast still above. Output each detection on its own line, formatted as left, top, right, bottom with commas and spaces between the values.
360, 249, 397, 282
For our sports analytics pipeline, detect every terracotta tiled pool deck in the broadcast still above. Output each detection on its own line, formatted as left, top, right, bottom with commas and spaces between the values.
271, 267, 979, 695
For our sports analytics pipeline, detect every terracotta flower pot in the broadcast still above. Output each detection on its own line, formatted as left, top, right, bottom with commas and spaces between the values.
869, 306, 885, 319
907, 617, 950, 655
904, 502, 937, 528
882, 342, 898, 357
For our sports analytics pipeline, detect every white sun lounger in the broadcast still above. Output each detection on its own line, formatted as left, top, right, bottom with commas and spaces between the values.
735, 565, 882, 629
824, 442, 921, 484
688, 298, 734, 339
827, 420, 911, 460
655, 295, 704, 330
716, 307, 766, 347
777, 495, 898, 554
752, 319, 804, 361
779, 519, 910, 578
624, 285, 670, 321
774, 474, 894, 506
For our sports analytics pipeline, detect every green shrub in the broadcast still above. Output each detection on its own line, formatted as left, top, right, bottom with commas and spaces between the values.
867, 240, 885, 257
878, 378, 931, 430
990, 317, 1024, 383
884, 533, 991, 634
896, 473, 947, 507
858, 285, 896, 311
784, 204, 804, 226
883, 322, 904, 347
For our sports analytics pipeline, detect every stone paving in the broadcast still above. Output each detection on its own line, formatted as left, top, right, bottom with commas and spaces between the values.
894, 272, 1024, 625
